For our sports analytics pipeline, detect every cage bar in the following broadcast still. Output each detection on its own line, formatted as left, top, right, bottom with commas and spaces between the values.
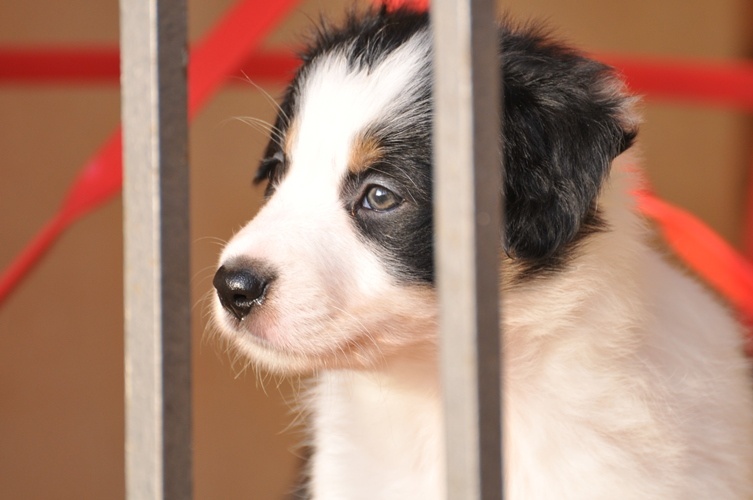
431, 0, 503, 498
120, 0, 192, 498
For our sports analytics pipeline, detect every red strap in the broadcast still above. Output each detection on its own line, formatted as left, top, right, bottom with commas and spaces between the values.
635, 190, 753, 352
0, 0, 300, 305
5, 47, 753, 115
0, 47, 300, 85
186, 0, 299, 118
600, 55, 753, 112
745, 148, 753, 261
0, 46, 121, 84
382, 0, 429, 11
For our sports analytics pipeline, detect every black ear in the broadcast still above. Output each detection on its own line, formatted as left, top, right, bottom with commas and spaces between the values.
500, 26, 636, 260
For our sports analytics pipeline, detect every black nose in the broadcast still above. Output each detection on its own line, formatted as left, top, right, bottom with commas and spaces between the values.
213, 264, 270, 321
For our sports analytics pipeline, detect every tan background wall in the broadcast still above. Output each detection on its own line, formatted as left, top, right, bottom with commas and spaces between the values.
1, 0, 751, 498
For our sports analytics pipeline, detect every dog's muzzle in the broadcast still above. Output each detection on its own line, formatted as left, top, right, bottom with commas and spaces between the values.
213, 261, 273, 321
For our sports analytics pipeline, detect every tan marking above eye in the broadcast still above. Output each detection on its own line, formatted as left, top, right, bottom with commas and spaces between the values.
283, 118, 299, 161
348, 134, 382, 175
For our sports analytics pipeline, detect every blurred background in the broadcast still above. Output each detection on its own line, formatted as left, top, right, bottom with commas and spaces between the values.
0, 0, 751, 498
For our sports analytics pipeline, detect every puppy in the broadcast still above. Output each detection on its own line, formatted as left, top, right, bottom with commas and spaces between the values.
212, 7, 753, 499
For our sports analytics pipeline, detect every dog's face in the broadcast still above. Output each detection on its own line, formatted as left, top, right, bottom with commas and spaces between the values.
212, 9, 635, 374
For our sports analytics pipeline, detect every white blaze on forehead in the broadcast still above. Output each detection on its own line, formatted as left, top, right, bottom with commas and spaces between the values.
288, 30, 431, 184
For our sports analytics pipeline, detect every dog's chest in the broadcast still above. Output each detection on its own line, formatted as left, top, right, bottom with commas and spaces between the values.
309, 369, 445, 499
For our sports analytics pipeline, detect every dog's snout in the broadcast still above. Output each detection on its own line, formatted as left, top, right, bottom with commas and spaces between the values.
213, 264, 270, 321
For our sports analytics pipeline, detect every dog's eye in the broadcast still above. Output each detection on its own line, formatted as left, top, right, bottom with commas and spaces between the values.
361, 185, 402, 212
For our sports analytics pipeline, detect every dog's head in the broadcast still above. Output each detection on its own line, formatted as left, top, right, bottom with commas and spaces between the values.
212, 8, 636, 373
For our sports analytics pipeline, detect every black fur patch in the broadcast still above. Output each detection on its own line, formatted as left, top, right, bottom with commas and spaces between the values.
254, 8, 637, 283
342, 118, 434, 283
252, 80, 297, 197
499, 25, 636, 260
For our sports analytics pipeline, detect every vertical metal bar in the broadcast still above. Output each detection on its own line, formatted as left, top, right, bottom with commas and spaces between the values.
120, 0, 192, 498
432, 0, 503, 498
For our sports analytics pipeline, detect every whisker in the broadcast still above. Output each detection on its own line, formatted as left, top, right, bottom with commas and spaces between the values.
194, 235, 228, 247
231, 116, 286, 150
192, 264, 220, 288
239, 72, 292, 128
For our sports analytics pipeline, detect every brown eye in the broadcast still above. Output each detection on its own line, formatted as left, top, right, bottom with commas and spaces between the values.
361, 185, 402, 212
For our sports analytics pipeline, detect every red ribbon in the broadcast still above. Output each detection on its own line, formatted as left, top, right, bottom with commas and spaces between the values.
383, 0, 429, 11
0, 47, 301, 86
0, 0, 301, 304
0, 47, 121, 84
746, 150, 753, 261
636, 190, 753, 351
600, 55, 753, 112
4, 47, 753, 115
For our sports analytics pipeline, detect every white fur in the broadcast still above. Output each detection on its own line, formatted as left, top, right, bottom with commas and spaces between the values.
499, 160, 753, 498
215, 28, 753, 499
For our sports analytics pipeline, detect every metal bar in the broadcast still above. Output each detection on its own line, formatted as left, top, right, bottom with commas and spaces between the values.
120, 0, 192, 498
431, 0, 503, 498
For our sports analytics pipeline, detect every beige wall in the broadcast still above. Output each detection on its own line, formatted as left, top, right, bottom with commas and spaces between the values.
0, 1, 750, 498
